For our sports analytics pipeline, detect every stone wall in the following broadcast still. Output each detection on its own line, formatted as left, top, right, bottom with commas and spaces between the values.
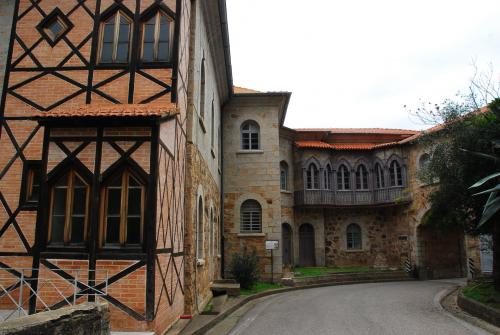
223, 95, 285, 279
0, 303, 110, 335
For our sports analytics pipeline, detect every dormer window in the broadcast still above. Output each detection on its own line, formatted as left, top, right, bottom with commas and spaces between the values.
100, 11, 132, 63
142, 11, 174, 62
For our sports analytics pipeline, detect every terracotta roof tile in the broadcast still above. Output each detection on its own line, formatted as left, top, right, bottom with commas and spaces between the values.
233, 86, 261, 94
295, 141, 400, 151
39, 104, 178, 118
295, 128, 419, 135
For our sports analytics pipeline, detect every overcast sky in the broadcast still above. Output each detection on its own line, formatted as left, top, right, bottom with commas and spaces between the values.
225, 0, 500, 130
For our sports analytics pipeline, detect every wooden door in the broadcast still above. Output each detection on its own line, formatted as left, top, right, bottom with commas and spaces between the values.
282, 223, 292, 266
299, 224, 315, 266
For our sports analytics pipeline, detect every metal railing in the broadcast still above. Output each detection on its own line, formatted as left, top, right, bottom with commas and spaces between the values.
0, 268, 108, 322
294, 187, 411, 206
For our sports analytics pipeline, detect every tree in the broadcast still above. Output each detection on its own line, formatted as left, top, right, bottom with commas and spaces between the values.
410, 78, 500, 288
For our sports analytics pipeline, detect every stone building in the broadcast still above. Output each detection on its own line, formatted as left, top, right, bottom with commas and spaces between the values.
0, 0, 486, 333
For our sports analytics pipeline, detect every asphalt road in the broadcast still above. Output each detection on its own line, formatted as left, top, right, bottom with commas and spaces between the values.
225, 280, 492, 335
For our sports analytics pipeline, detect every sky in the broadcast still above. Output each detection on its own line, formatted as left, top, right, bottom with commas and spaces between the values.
225, 0, 500, 130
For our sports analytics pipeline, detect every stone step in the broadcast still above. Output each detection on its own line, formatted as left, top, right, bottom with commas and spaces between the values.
211, 294, 228, 314
210, 283, 240, 297
288, 271, 412, 287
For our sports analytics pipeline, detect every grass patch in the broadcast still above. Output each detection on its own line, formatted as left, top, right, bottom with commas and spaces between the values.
463, 282, 500, 310
293, 266, 390, 277
203, 303, 213, 313
240, 282, 283, 296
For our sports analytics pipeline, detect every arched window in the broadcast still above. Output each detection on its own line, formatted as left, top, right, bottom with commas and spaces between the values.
240, 200, 262, 233
356, 164, 369, 190
141, 10, 174, 62
337, 164, 350, 190
419, 153, 430, 171
389, 160, 403, 186
346, 224, 362, 250
209, 208, 214, 258
49, 170, 89, 245
241, 121, 260, 150
306, 163, 319, 189
211, 100, 215, 148
102, 169, 145, 246
100, 11, 132, 63
200, 59, 206, 119
280, 161, 288, 191
324, 165, 333, 190
375, 163, 385, 189
196, 196, 203, 259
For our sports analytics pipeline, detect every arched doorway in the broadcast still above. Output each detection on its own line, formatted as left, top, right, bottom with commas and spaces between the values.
299, 223, 315, 266
282, 223, 292, 266
417, 222, 465, 279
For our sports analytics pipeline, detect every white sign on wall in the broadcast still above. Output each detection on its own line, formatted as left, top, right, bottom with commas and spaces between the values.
265, 240, 279, 250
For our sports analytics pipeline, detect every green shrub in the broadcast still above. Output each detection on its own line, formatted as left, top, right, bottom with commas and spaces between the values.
229, 247, 259, 289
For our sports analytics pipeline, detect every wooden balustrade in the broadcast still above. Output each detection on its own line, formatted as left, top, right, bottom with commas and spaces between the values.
294, 187, 411, 206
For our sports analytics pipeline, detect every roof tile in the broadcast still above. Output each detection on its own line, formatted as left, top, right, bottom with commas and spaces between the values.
38, 104, 178, 118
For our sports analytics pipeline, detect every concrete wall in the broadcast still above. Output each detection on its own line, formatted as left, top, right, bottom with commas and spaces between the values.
223, 95, 284, 278
0, 0, 14, 98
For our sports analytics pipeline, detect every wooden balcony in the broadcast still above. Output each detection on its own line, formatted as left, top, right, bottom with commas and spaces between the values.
294, 187, 411, 207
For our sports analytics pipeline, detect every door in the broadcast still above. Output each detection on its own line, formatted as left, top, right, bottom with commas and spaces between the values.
299, 223, 315, 266
282, 223, 292, 266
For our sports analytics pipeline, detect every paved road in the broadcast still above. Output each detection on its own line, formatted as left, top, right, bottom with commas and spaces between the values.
226, 280, 492, 335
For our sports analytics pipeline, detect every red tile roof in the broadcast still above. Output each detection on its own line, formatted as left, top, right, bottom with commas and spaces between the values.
39, 104, 178, 118
294, 141, 400, 150
233, 86, 261, 94
295, 128, 419, 135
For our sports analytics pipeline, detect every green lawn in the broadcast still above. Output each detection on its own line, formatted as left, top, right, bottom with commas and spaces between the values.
293, 266, 389, 277
462, 282, 500, 310
240, 282, 283, 296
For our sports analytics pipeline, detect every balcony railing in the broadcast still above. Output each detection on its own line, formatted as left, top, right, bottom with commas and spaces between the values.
294, 187, 411, 207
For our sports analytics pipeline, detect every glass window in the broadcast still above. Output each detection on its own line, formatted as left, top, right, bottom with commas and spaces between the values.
306, 163, 319, 189
49, 170, 89, 245
43, 16, 68, 42
324, 165, 332, 190
200, 59, 206, 119
419, 153, 430, 171
241, 121, 260, 150
356, 165, 369, 190
375, 163, 385, 189
196, 197, 203, 259
390, 160, 403, 186
346, 224, 362, 250
240, 200, 262, 233
24, 162, 42, 204
142, 11, 173, 62
103, 169, 145, 246
337, 165, 350, 190
280, 161, 288, 191
100, 11, 132, 63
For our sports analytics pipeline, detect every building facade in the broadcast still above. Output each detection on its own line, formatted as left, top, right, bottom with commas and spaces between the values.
0, 0, 485, 334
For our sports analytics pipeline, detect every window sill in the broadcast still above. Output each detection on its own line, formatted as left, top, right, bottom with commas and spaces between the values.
280, 190, 292, 194
238, 233, 266, 237
199, 117, 206, 133
344, 249, 366, 253
211, 148, 216, 159
196, 258, 205, 267
236, 150, 263, 154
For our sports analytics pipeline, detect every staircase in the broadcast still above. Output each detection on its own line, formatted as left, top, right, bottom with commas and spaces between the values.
284, 270, 413, 287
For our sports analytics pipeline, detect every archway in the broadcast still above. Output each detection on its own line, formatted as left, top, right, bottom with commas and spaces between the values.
299, 223, 315, 266
417, 222, 465, 279
282, 223, 293, 266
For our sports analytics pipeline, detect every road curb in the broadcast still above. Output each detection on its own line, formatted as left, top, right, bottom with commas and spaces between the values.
189, 278, 414, 335
457, 289, 500, 328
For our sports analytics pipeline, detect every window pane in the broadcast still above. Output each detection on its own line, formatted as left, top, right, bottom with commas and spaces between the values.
106, 217, 120, 244
116, 42, 129, 62
48, 20, 63, 39
50, 216, 65, 244
157, 42, 169, 61
143, 42, 154, 61
107, 188, 121, 215
127, 188, 142, 216
159, 16, 170, 42
73, 186, 86, 215
103, 22, 115, 43
118, 19, 130, 42
126, 217, 141, 244
101, 42, 113, 62
70, 216, 85, 244
144, 21, 155, 43
53, 187, 67, 215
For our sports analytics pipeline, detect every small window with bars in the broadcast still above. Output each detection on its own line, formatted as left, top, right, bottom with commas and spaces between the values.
241, 121, 260, 150
240, 200, 262, 233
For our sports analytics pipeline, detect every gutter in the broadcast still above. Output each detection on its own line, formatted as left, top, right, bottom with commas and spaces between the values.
218, 0, 234, 98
